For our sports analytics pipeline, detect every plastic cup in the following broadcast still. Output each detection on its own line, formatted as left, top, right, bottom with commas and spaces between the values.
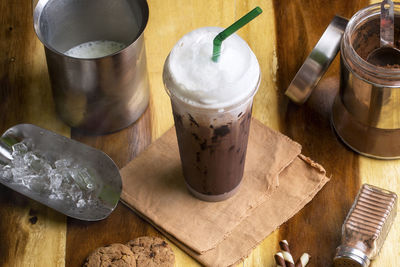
163, 28, 260, 201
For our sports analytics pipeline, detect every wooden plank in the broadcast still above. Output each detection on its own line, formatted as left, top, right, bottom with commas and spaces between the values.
360, 2, 400, 266
0, 189, 66, 267
0, 0, 69, 266
268, 0, 367, 265
250, 1, 391, 267
235, 0, 280, 131
144, 1, 239, 263
359, 159, 400, 266
234, 1, 281, 265
145, 0, 236, 140
66, 107, 153, 265
66, 0, 237, 265
2, 0, 399, 266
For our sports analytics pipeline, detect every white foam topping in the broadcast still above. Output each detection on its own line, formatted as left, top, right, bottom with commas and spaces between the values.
64, 40, 126, 59
163, 27, 260, 109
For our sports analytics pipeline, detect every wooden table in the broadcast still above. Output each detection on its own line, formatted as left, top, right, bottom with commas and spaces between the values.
1, 0, 399, 266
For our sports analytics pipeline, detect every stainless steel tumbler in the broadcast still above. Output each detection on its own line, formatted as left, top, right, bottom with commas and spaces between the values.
34, 0, 149, 134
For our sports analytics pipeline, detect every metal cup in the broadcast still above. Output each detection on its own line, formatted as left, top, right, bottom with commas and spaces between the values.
34, 0, 150, 134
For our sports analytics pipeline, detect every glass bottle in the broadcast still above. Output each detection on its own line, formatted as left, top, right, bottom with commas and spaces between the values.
334, 184, 397, 267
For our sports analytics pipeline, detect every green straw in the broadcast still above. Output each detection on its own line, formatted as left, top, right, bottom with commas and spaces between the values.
212, 6, 262, 62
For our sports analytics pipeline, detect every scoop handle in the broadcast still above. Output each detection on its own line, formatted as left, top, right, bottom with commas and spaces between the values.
0, 138, 13, 164
381, 0, 395, 47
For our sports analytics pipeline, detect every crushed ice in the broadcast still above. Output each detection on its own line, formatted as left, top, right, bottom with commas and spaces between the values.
0, 140, 100, 209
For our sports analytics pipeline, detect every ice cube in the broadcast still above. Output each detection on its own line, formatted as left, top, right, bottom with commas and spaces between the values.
12, 156, 24, 170
80, 168, 95, 190
25, 175, 48, 193
11, 142, 28, 156
51, 191, 66, 201
68, 184, 83, 202
4, 140, 100, 209
49, 173, 63, 190
69, 168, 95, 192
20, 174, 38, 188
0, 165, 12, 181
23, 152, 39, 165
55, 158, 72, 169
11, 166, 29, 183
23, 152, 47, 175
76, 199, 86, 208
41, 162, 52, 174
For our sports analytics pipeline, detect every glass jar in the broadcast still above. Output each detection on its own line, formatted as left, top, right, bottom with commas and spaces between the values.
332, 2, 400, 158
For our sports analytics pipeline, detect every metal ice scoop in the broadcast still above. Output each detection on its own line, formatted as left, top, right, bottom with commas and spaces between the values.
0, 124, 121, 221
367, 0, 400, 66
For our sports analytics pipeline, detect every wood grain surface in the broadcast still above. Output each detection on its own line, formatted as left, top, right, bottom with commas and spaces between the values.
271, 1, 368, 266
0, 0, 399, 267
0, 1, 68, 266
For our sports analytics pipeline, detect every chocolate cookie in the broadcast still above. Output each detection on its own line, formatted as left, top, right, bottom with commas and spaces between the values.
84, 243, 136, 267
126, 236, 175, 267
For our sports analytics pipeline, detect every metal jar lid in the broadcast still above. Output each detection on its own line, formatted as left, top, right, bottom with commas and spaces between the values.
285, 15, 349, 104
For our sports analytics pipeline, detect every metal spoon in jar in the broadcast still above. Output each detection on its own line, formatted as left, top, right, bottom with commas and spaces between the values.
367, 0, 400, 66
0, 124, 122, 221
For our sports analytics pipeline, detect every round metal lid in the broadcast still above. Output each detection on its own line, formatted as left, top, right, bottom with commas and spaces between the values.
285, 15, 349, 104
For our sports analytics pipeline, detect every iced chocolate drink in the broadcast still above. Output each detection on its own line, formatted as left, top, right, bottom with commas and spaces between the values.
163, 27, 260, 202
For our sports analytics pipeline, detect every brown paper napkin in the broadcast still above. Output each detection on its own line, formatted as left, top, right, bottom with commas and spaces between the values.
123, 155, 328, 267
120, 119, 329, 266
121, 119, 301, 253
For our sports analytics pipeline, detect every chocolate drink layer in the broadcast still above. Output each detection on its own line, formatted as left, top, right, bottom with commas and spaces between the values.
172, 97, 252, 196
334, 184, 397, 267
